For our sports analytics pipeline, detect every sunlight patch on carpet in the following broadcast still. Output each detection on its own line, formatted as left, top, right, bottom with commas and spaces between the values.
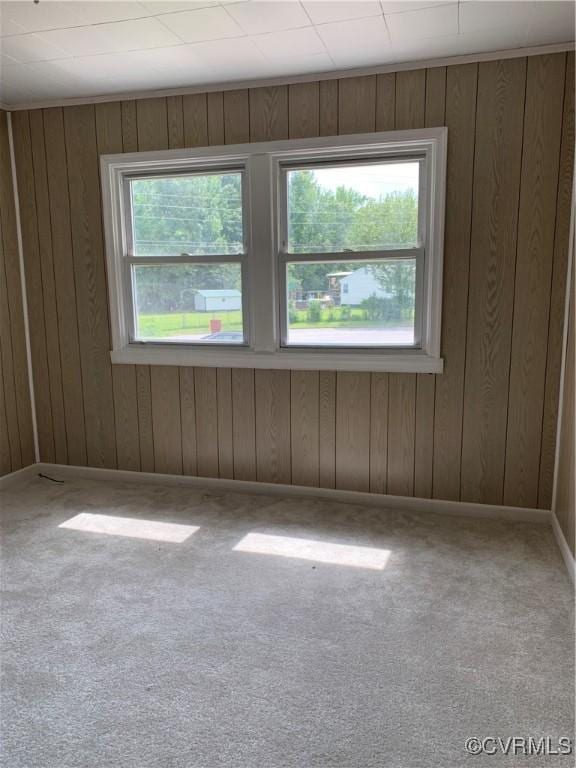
233, 532, 390, 570
59, 513, 198, 543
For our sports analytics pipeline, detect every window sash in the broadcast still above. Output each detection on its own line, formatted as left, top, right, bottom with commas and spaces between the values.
278, 155, 426, 255
275, 153, 427, 351
123, 165, 248, 260
122, 163, 251, 346
278, 250, 424, 350
126, 258, 249, 346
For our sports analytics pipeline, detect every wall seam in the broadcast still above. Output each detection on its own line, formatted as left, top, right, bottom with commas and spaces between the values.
458, 61, 480, 502
536, 52, 568, 504
7, 112, 39, 463
551, 162, 575, 514
40, 109, 69, 464
502, 57, 529, 505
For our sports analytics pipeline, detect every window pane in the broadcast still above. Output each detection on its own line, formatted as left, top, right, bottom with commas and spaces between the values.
130, 172, 244, 257
286, 161, 419, 253
285, 260, 416, 347
133, 263, 244, 344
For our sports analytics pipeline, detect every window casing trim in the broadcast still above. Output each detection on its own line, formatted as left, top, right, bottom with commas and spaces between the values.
101, 128, 447, 373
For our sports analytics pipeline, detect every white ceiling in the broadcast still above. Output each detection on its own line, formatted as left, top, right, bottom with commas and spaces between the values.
0, 0, 573, 107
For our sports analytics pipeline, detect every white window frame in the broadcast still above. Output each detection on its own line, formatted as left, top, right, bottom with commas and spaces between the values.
101, 127, 447, 373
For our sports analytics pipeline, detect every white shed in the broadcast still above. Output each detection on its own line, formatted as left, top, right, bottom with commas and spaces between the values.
339, 267, 389, 306
194, 289, 241, 312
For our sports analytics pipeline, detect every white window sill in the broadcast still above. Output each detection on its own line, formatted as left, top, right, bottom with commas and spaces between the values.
110, 346, 444, 373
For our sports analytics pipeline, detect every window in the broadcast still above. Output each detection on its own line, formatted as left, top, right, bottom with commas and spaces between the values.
122, 169, 246, 345
101, 128, 446, 372
281, 159, 421, 348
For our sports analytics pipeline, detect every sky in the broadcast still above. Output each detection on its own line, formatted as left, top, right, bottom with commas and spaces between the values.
301, 161, 419, 201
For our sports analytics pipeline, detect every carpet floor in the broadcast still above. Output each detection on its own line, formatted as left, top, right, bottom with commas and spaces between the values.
0, 474, 573, 768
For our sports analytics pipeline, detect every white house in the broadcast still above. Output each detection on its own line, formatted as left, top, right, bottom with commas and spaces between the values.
339, 267, 389, 306
194, 289, 241, 312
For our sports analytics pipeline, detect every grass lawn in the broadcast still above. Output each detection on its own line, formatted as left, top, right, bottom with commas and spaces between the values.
138, 308, 411, 338
138, 310, 243, 337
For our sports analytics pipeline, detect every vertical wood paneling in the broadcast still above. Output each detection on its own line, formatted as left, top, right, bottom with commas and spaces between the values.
336, 372, 370, 491
179, 367, 197, 476
183, 93, 208, 147
318, 370, 336, 488
232, 368, 256, 480
376, 73, 395, 131
167, 95, 184, 149
554, 266, 574, 552
504, 53, 566, 508
425, 67, 447, 126
387, 374, 416, 496
29, 110, 67, 464
216, 368, 234, 478
223, 90, 249, 144
136, 365, 154, 473
432, 63, 478, 501
290, 370, 319, 487
63, 105, 117, 468
461, 58, 527, 504
255, 369, 291, 484
121, 101, 138, 152
539, 51, 575, 509
111, 364, 140, 471
319, 80, 338, 136
0, 112, 34, 469
207, 92, 225, 145
136, 97, 168, 151
95, 101, 122, 153
0, 332, 11, 473
288, 82, 320, 139
0, 214, 21, 470
11, 54, 573, 507
12, 111, 55, 463
338, 76, 376, 134
0, 122, 17, 471
395, 69, 426, 130
150, 365, 182, 474
414, 375, 435, 498
96, 102, 141, 474
249, 86, 289, 141
195, 367, 219, 478
369, 373, 388, 494
43, 107, 87, 466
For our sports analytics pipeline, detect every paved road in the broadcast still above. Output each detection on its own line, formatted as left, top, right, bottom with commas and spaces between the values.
163, 326, 414, 345
287, 327, 414, 345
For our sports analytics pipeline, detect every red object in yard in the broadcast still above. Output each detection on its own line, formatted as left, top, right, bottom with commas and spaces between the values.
210, 319, 222, 333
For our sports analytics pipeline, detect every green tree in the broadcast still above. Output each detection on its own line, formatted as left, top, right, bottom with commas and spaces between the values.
369, 262, 416, 321
131, 167, 419, 314
348, 190, 418, 249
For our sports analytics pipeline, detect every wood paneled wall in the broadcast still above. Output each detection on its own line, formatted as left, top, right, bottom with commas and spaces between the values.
555, 263, 575, 555
0, 110, 34, 477
10, 52, 575, 508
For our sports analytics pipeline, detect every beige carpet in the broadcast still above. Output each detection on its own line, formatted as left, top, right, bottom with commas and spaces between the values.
1, 474, 573, 767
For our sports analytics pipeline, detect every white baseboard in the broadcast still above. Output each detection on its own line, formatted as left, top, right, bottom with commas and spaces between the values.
31, 462, 551, 525
6, 461, 572, 578
0, 464, 37, 490
551, 513, 576, 585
